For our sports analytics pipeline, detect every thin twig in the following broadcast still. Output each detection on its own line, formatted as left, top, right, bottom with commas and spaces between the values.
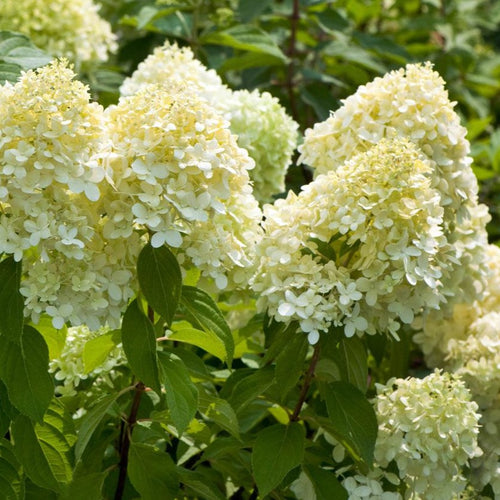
290, 344, 321, 422
114, 381, 146, 500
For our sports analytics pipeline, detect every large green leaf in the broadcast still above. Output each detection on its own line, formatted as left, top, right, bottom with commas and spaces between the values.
180, 286, 234, 365
275, 333, 309, 401
252, 423, 305, 497
75, 390, 129, 461
0, 438, 22, 499
322, 381, 377, 470
177, 469, 226, 500
200, 25, 288, 63
0, 256, 24, 343
34, 315, 67, 360
303, 465, 347, 500
62, 472, 107, 500
0, 31, 52, 83
128, 442, 179, 499
336, 337, 368, 392
137, 243, 182, 326
0, 326, 53, 422
158, 351, 198, 435
198, 390, 240, 438
121, 299, 161, 395
168, 323, 226, 362
11, 400, 75, 492
227, 366, 275, 414
82, 329, 121, 374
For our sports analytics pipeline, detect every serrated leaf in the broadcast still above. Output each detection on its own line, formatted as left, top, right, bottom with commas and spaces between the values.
0, 438, 22, 499
0, 326, 53, 422
275, 333, 309, 401
0, 256, 23, 343
158, 352, 198, 435
168, 324, 226, 362
180, 286, 234, 365
62, 472, 107, 500
82, 330, 121, 374
323, 381, 377, 470
178, 469, 226, 500
12, 400, 75, 492
75, 391, 126, 461
128, 442, 179, 499
200, 25, 288, 63
303, 465, 347, 500
336, 337, 368, 392
199, 391, 240, 438
137, 243, 182, 326
252, 423, 305, 497
121, 299, 161, 395
227, 366, 275, 414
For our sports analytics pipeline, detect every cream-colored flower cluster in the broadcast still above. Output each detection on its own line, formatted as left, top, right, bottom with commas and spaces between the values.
0, 60, 140, 329
101, 83, 263, 290
374, 370, 482, 500
251, 138, 453, 343
0, 0, 117, 65
120, 41, 298, 202
299, 62, 489, 308
49, 325, 124, 397
341, 469, 401, 500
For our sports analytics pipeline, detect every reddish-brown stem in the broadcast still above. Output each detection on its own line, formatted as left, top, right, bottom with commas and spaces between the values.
114, 381, 146, 500
290, 344, 321, 422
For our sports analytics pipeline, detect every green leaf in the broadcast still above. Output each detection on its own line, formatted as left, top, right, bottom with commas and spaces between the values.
33, 315, 67, 360
275, 333, 309, 401
227, 366, 275, 414
12, 400, 75, 492
128, 442, 179, 499
336, 337, 368, 392
180, 286, 234, 365
0, 31, 51, 83
303, 465, 347, 500
82, 329, 121, 374
137, 243, 182, 326
62, 472, 107, 500
0, 438, 22, 499
0, 326, 53, 422
177, 469, 226, 500
121, 299, 161, 395
200, 25, 288, 63
0, 256, 23, 343
75, 391, 126, 461
219, 52, 284, 72
158, 352, 198, 435
238, 0, 272, 21
168, 323, 226, 362
252, 423, 305, 497
199, 391, 240, 438
323, 381, 377, 470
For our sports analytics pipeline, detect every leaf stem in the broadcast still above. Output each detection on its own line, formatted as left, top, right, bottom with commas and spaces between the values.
114, 381, 146, 500
290, 344, 320, 422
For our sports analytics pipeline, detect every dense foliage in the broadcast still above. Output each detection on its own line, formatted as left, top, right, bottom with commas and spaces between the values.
1, 1, 500, 499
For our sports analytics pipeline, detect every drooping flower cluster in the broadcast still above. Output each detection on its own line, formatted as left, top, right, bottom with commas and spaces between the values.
0, 0, 117, 65
251, 138, 454, 343
374, 370, 481, 500
101, 83, 263, 290
299, 62, 489, 308
49, 325, 125, 397
120, 41, 298, 202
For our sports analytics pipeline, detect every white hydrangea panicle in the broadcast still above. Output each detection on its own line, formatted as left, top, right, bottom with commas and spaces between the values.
222, 89, 298, 202
251, 138, 453, 342
298, 62, 490, 308
101, 83, 262, 290
0, 0, 117, 65
414, 243, 500, 368
0, 59, 106, 261
49, 325, 125, 397
120, 41, 298, 202
341, 469, 402, 500
299, 62, 477, 217
374, 370, 481, 500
